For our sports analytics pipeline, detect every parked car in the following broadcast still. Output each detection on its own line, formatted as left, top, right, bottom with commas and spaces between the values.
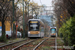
0, 29, 22, 38
17, 31, 22, 38
0, 29, 2, 37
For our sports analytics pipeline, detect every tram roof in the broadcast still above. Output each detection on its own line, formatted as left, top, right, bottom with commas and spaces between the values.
28, 19, 40, 21
50, 27, 57, 28
28, 19, 44, 25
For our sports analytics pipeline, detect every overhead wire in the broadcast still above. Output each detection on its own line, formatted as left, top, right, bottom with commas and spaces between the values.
39, 0, 43, 15
40, 0, 43, 5
39, 0, 53, 15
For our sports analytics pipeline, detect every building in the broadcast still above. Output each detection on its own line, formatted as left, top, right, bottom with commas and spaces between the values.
0, 21, 11, 37
37, 15, 53, 26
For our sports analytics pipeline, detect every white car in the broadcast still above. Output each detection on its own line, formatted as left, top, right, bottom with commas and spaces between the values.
17, 31, 22, 38
0, 29, 2, 37
0, 30, 22, 38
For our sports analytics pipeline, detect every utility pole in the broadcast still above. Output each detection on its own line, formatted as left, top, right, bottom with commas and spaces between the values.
46, 11, 47, 15
28, 0, 30, 18
12, 0, 16, 38
52, 16, 54, 26
28, 3, 29, 18
41, 7, 42, 15
32, 8, 33, 18
23, 0, 25, 38
34, 8, 39, 19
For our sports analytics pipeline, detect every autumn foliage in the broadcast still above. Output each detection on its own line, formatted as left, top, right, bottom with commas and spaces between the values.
53, 0, 75, 46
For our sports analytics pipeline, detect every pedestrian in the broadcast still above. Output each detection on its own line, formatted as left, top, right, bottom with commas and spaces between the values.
6, 34, 8, 39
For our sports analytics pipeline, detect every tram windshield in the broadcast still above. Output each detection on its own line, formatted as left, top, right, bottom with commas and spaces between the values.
29, 20, 39, 31
51, 28, 56, 33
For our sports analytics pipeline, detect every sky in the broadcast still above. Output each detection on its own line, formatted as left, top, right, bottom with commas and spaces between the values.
30, 0, 56, 24
30, 0, 53, 6
17, 0, 53, 10
30, 0, 53, 11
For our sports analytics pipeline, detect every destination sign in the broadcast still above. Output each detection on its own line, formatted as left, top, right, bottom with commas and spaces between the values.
30, 21, 38, 23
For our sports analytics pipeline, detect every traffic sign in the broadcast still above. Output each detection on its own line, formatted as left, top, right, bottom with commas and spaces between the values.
0, 26, 2, 29
0, 22, 2, 26
16, 25, 18, 27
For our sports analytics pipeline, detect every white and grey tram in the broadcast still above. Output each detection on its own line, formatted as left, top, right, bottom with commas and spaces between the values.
50, 27, 57, 37
28, 19, 44, 38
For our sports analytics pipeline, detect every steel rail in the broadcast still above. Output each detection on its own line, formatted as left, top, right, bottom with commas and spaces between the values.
55, 37, 57, 50
0, 38, 28, 48
33, 38, 49, 50
12, 40, 35, 50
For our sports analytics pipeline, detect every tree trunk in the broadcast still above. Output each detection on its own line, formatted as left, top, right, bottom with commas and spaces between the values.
12, 24, 16, 39
1, 20, 6, 42
10, 20, 13, 38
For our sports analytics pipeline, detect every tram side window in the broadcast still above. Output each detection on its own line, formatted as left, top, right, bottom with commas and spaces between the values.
40, 27, 44, 32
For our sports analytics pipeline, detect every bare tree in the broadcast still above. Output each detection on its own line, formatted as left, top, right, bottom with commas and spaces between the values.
0, 0, 13, 41
53, 0, 75, 30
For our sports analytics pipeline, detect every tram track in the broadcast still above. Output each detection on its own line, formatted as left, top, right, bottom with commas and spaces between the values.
33, 37, 49, 50
33, 37, 57, 50
0, 37, 57, 50
0, 38, 32, 50
55, 37, 57, 50
12, 38, 45, 50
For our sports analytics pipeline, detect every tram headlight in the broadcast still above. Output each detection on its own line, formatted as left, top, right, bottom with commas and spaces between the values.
38, 32, 40, 33
28, 32, 30, 34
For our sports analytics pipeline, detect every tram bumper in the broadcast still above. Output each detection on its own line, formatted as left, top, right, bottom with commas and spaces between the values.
51, 34, 56, 37
28, 34, 40, 37
28, 31, 40, 37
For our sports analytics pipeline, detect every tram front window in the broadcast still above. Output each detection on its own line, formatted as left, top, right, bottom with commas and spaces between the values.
29, 21, 39, 31
51, 29, 56, 33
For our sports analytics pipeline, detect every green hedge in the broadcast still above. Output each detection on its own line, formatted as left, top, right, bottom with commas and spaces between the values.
59, 15, 75, 46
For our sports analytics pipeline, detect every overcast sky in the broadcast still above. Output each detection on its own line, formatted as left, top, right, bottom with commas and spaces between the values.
30, 0, 54, 15
30, 0, 53, 6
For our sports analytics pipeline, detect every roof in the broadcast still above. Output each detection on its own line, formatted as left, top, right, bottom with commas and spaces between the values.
50, 27, 57, 29
28, 19, 40, 21
28, 19, 44, 25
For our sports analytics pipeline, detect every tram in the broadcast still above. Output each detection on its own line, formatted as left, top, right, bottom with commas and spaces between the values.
50, 27, 57, 37
28, 19, 44, 38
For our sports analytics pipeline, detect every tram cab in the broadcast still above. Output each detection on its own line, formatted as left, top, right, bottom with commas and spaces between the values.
50, 27, 57, 37
28, 19, 44, 38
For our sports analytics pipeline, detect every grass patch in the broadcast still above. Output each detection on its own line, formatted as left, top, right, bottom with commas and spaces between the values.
0, 36, 8, 43
40, 46, 53, 50
57, 39, 64, 46
32, 41, 41, 45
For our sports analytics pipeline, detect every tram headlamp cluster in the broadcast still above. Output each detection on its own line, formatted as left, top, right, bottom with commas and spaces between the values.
28, 32, 30, 34
51, 33, 56, 35
38, 32, 40, 33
